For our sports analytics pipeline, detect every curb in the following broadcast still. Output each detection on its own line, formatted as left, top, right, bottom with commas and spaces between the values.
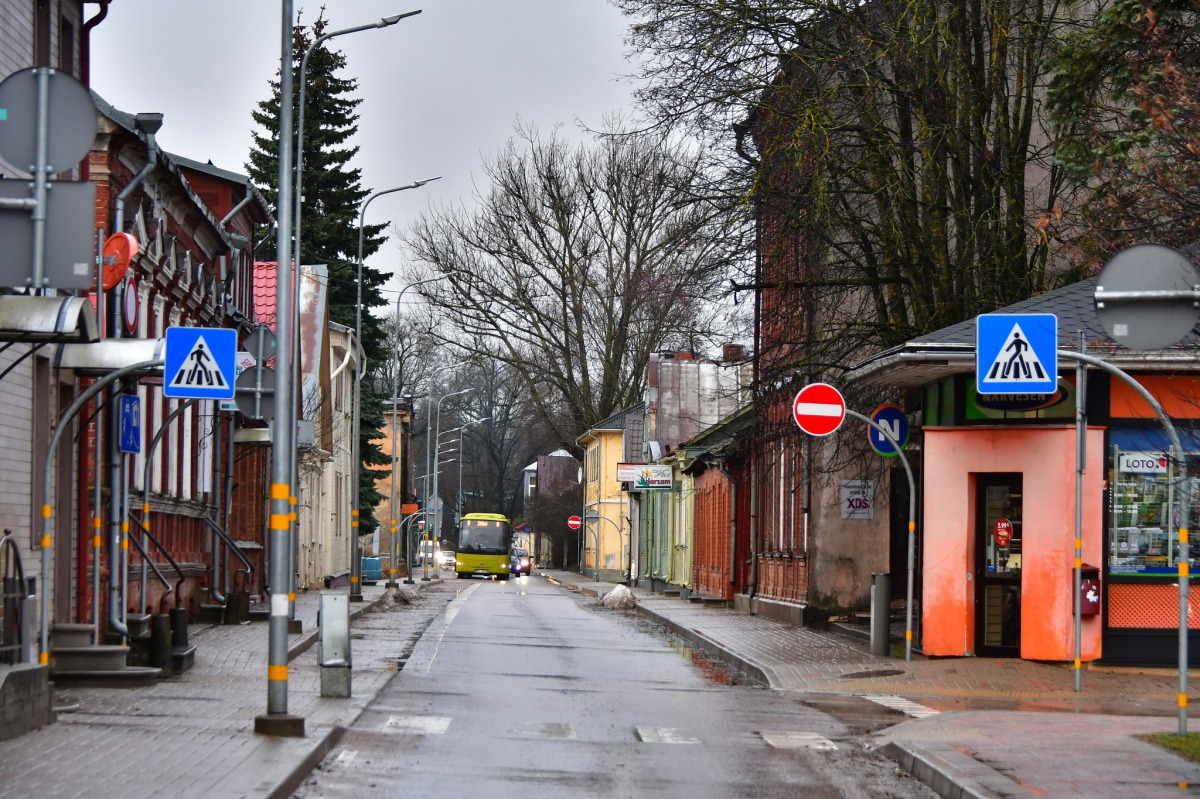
873, 739, 1022, 799
634, 602, 772, 688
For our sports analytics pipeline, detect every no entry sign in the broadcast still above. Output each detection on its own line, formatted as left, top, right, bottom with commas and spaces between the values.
567, 516, 582, 530
793, 383, 846, 436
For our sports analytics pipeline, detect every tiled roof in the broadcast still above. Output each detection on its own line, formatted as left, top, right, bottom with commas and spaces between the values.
253, 262, 279, 327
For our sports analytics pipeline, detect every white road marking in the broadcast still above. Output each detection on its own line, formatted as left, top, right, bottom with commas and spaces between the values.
383, 715, 452, 735
512, 721, 576, 739
862, 694, 940, 718
332, 749, 358, 766
405, 582, 479, 674
760, 731, 838, 750
636, 726, 700, 744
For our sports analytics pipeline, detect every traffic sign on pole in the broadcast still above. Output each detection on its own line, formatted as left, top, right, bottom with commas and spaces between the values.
792, 383, 846, 436
567, 516, 582, 530
868, 404, 909, 457
976, 313, 1057, 395
119, 395, 141, 454
1094, 244, 1200, 351
163, 327, 236, 400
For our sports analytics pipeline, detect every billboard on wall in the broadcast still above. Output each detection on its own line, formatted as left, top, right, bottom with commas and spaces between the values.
617, 463, 673, 490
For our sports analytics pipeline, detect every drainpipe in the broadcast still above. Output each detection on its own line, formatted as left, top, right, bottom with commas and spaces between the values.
717, 460, 737, 593
106, 115, 161, 640
749, 460, 758, 599
81, 1, 111, 89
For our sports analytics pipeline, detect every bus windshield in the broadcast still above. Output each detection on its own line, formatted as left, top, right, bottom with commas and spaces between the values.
459, 519, 510, 554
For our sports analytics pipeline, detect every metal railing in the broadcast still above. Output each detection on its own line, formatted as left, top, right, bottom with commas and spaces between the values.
0, 531, 29, 664
129, 514, 184, 614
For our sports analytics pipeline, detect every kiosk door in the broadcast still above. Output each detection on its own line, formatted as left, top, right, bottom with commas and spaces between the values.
975, 474, 1023, 656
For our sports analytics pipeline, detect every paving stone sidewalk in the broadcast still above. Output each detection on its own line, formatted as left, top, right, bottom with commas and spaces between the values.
0, 581, 457, 799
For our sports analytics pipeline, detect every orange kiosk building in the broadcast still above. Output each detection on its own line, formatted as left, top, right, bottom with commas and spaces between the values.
850, 279, 1200, 664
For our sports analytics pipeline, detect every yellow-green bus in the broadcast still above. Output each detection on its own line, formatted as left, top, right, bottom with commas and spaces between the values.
456, 513, 512, 580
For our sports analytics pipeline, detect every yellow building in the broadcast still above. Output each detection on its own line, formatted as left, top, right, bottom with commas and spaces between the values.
576, 406, 640, 581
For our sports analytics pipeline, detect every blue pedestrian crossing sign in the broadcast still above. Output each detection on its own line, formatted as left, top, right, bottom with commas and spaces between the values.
868, 404, 909, 457
119, 394, 141, 454
976, 314, 1057, 395
163, 326, 236, 400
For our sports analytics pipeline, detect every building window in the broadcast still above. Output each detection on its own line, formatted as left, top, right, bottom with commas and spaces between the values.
58, 16, 75, 75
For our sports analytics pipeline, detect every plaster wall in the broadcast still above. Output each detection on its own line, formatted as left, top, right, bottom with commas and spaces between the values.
922, 426, 1104, 660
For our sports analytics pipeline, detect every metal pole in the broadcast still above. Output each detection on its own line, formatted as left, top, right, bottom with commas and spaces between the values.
30, 68, 49, 288
260, 0, 297, 731
1074, 333, 1087, 692
430, 389, 472, 580
844, 409, 916, 662
1058, 349, 1190, 732
92, 228, 104, 644
37, 359, 163, 665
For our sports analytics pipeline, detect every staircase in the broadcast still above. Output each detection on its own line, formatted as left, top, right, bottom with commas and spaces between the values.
49, 623, 159, 687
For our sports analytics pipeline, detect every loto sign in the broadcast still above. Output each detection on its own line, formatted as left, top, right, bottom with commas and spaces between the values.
1118, 451, 1168, 474
617, 463, 673, 490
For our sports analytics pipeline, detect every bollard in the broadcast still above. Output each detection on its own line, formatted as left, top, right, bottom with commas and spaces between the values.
150, 614, 172, 673
870, 573, 892, 657
318, 590, 351, 697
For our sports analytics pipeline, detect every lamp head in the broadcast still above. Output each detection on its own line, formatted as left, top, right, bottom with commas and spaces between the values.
380, 9, 421, 26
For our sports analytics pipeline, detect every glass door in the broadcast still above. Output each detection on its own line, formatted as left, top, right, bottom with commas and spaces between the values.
975, 474, 1023, 656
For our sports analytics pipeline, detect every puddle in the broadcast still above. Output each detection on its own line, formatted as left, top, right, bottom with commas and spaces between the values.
667, 639, 736, 686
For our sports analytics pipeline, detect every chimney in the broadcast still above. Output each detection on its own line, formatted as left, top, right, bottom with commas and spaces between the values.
723, 343, 746, 363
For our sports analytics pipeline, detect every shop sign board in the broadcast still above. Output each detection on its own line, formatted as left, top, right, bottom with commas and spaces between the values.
868, 404, 909, 457
994, 518, 1013, 547
976, 313, 1057, 395
1118, 451, 1168, 474
841, 480, 874, 520
617, 462, 673, 490
793, 383, 846, 436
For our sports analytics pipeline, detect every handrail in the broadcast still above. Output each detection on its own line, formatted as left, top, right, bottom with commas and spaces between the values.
124, 520, 171, 614
0, 532, 27, 664
202, 517, 252, 592
129, 515, 184, 611
141, 399, 199, 612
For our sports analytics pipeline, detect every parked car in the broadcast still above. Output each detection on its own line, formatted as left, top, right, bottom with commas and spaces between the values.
510, 547, 532, 577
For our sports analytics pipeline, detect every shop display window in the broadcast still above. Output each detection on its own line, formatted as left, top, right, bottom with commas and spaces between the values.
1109, 445, 1199, 575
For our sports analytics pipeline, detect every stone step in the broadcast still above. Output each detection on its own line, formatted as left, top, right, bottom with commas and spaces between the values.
171, 644, 196, 674
688, 595, 704, 603
51, 645, 129, 673
662, 589, 682, 598
49, 667, 159, 688
51, 623, 95, 648
127, 614, 152, 638
197, 603, 226, 625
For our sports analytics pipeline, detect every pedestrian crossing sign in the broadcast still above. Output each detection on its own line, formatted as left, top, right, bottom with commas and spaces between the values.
976, 313, 1057, 395
163, 326, 236, 400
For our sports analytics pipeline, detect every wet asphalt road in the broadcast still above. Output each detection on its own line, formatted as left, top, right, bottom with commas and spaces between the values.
294, 575, 933, 799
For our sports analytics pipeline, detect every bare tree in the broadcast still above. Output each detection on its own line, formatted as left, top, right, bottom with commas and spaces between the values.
404, 124, 741, 449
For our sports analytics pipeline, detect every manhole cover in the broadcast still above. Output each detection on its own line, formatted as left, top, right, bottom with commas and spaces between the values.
840, 669, 906, 679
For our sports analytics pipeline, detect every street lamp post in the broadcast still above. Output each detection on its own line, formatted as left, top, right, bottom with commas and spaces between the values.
350, 179, 440, 600
289, 8, 420, 613
426, 388, 473, 580
457, 416, 491, 522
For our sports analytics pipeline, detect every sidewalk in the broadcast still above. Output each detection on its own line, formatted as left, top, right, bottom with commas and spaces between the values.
0, 580, 456, 799
540, 571, 1200, 798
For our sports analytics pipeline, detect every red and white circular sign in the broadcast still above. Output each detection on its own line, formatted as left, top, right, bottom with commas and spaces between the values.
792, 383, 846, 436
994, 518, 1013, 547
567, 515, 582, 530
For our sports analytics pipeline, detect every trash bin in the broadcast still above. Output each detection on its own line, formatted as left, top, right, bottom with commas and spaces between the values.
1077, 564, 1101, 617
870, 573, 891, 656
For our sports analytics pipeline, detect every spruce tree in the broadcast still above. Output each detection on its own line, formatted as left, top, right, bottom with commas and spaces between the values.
247, 13, 390, 538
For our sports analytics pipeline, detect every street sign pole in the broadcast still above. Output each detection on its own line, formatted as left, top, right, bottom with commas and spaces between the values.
255, 0, 301, 738
1074, 333, 1086, 694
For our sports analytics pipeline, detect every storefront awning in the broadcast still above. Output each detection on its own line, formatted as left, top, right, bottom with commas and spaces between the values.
53, 337, 165, 376
0, 296, 99, 343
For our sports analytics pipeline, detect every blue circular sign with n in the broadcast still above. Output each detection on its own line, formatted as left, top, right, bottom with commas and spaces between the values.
869, 404, 909, 457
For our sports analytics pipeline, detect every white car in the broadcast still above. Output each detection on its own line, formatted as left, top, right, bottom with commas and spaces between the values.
437, 550, 456, 569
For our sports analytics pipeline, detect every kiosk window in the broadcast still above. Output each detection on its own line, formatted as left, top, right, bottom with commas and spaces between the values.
1109, 446, 1199, 575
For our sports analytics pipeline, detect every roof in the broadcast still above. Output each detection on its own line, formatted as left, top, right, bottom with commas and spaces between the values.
847, 277, 1200, 387
523, 448, 575, 472
576, 402, 645, 445
253, 262, 281, 326
679, 405, 752, 472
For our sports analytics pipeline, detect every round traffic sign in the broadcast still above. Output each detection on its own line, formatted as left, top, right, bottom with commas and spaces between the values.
567, 515, 582, 530
0, 68, 98, 171
1095, 243, 1200, 351
123, 278, 138, 333
994, 518, 1013, 547
868, 404, 909, 457
792, 383, 846, 436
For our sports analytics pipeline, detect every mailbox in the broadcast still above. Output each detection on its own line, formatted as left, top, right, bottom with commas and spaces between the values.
1076, 564, 1101, 617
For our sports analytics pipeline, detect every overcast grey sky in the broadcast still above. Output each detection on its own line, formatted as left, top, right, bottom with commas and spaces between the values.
90, 0, 637, 296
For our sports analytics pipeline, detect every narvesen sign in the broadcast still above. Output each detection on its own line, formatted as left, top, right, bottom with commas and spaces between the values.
617, 463, 673, 490
1118, 451, 1168, 474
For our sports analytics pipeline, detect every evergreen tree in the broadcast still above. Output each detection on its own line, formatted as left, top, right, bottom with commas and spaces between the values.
247, 12, 390, 537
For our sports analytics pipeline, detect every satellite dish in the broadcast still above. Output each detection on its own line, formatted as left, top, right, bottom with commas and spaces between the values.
0, 68, 98, 171
1095, 243, 1200, 351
